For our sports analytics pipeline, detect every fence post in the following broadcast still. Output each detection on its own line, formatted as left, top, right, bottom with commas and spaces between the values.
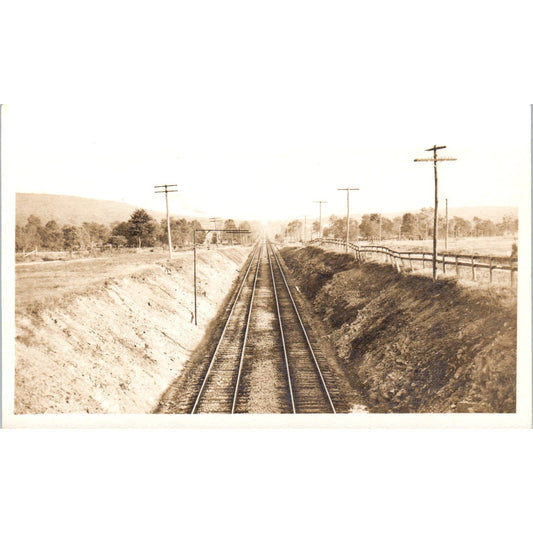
471, 255, 476, 281
456, 255, 459, 277
489, 257, 493, 284
422, 253, 425, 269
510, 262, 515, 287
443, 253, 446, 274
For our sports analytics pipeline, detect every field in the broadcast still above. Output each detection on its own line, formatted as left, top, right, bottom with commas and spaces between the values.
15, 249, 174, 310
370, 236, 517, 257
317, 235, 519, 288
15, 245, 231, 310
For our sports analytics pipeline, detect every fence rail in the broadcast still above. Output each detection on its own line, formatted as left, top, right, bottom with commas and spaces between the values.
310, 238, 517, 286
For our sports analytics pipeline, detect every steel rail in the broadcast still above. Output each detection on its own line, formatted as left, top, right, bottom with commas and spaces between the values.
266, 242, 296, 414
190, 243, 260, 414
269, 242, 337, 413
231, 244, 262, 413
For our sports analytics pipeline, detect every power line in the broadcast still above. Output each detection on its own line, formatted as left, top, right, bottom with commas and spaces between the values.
154, 184, 178, 260
414, 145, 456, 281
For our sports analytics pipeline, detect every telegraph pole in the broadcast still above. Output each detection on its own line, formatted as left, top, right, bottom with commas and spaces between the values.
313, 201, 328, 239
209, 217, 221, 246
338, 187, 359, 252
154, 184, 178, 260
445, 198, 449, 252
414, 145, 456, 281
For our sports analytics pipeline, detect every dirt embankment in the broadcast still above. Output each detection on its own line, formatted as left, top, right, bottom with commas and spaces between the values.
15, 247, 250, 414
281, 246, 516, 413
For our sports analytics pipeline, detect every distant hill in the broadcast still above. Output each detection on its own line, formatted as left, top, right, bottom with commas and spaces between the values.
16, 193, 518, 229
15, 193, 192, 227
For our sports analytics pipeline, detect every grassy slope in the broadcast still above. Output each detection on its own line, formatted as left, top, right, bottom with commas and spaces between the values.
282, 246, 517, 413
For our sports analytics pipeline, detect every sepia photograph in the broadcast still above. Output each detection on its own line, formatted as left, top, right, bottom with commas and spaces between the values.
2, 101, 530, 428
1, 4, 531, 431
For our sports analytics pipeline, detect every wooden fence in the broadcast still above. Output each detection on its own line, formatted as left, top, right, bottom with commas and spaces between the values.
310, 238, 518, 287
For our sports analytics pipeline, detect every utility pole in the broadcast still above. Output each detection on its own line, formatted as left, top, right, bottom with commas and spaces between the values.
209, 217, 221, 246
313, 200, 328, 239
337, 188, 359, 252
154, 184, 178, 260
445, 198, 449, 252
414, 145, 456, 281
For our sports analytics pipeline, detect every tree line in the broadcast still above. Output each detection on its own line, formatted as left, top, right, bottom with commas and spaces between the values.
15, 209, 253, 253
281, 209, 518, 242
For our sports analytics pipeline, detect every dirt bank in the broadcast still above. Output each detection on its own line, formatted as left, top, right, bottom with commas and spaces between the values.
15, 247, 250, 413
281, 246, 516, 413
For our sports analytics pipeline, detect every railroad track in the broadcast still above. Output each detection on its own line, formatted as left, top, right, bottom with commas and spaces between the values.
264, 243, 338, 413
158, 240, 346, 414
190, 243, 262, 414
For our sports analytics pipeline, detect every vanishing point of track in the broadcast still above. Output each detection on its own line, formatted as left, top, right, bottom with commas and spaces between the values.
187, 241, 340, 414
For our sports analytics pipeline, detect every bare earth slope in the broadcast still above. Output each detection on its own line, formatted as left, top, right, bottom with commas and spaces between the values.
281, 246, 517, 413
15, 247, 250, 413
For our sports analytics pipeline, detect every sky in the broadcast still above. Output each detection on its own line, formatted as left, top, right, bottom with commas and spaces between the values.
2, 1, 532, 222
